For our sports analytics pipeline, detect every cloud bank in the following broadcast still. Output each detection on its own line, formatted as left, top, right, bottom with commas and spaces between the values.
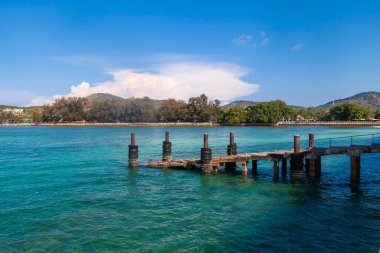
31, 62, 259, 105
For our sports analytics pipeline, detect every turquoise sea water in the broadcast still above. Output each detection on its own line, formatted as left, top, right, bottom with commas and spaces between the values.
0, 126, 379, 252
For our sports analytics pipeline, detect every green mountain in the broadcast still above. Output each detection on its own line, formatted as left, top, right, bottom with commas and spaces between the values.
317, 91, 380, 111
222, 100, 304, 110
86, 93, 126, 103
222, 100, 257, 109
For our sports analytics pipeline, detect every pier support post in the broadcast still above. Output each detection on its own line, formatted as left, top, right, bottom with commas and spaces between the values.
308, 158, 316, 178
128, 132, 138, 167
315, 156, 322, 177
281, 158, 287, 177
273, 159, 279, 179
162, 131, 172, 161
242, 162, 248, 175
200, 133, 213, 173
227, 132, 237, 155
350, 154, 361, 180
309, 133, 315, 149
226, 132, 237, 172
252, 160, 258, 175
290, 134, 304, 179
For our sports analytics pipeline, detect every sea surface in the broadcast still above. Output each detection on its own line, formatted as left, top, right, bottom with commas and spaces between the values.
0, 126, 379, 252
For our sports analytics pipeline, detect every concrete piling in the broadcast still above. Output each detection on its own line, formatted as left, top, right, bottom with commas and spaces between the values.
200, 133, 213, 173
162, 131, 172, 161
242, 162, 248, 175
274, 160, 279, 179
290, 134, 304, 179
309, 133, 315, 148
227, 132, 237, 155
252, 160, 258, 175
350, 155, 361, 180
226, 132, 237, 172
128, 132, 138, 167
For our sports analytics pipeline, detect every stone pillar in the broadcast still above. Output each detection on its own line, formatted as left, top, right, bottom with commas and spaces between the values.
200, 133, 213, 173
162, 131, 172, 161
281, 158, 287, 177
128, 132, 138, 167
252, 160, 258, 175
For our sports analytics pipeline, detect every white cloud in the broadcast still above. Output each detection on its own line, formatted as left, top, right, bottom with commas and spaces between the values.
260, 38, 271, 46
291, 43, 303, 52
232, 35, 253, 46
31, 62, 260, 105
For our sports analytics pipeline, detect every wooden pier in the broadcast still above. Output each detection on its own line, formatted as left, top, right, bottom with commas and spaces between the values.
127, 131, 380, 181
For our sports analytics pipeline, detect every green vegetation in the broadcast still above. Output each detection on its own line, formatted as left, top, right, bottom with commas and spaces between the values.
246, 100, 293, 123
1, 93, 379, 124
329, 103, 371, 121
375, 111, 380, 119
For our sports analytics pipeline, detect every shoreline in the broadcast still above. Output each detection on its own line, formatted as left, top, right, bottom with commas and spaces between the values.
1, 121, 380, 127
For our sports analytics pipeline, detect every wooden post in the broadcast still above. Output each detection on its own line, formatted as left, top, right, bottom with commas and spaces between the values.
252, 160, 258, 175
128, 132, 138, 167
273, 160, 279, 179
309, 133, 315, 148
281, 158, 287, 177
350, 155, 361, 180
294, 134, 301, 153
242, 162, 248, 175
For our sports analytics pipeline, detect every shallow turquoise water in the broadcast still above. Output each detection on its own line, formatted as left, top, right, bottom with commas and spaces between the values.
0, 126, 379, 252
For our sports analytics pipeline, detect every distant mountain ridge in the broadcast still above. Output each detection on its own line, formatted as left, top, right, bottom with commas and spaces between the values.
1, 91, 379, 111
317, 91, 380, 111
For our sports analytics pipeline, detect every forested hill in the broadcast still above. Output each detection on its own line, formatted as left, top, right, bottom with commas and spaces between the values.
86, 93, 162, 108
317, 91, 380, 111
222, 101, 257, 109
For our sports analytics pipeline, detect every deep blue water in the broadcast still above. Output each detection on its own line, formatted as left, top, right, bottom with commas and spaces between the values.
0, 126, 379, 252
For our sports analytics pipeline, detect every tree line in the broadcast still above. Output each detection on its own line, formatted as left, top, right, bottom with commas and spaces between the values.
2, 94, 380, 124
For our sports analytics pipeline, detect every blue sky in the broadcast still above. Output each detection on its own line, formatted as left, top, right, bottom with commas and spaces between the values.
1, 0, 379, 106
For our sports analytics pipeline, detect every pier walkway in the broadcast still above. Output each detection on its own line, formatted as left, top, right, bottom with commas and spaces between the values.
127, 132, 380, 181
